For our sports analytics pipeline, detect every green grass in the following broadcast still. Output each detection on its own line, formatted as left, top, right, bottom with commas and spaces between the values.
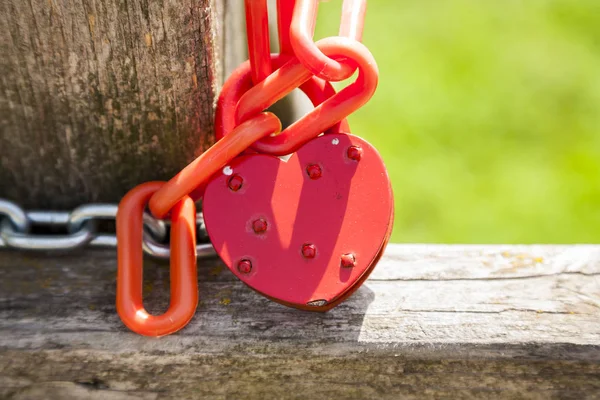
315, 0, 600, 243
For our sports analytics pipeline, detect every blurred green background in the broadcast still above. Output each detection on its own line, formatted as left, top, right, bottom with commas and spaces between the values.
314, 0, 600, 243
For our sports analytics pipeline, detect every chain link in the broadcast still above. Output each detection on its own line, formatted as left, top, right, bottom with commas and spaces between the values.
0, 198, 215, 259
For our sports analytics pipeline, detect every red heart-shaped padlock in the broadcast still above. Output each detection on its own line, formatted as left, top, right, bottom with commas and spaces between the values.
203, 133, 393, 311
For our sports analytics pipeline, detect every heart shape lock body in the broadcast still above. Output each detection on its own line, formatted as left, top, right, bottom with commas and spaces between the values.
203, 133, 394, 311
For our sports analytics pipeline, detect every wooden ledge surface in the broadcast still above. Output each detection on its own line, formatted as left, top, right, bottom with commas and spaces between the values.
1, 244, 599, 399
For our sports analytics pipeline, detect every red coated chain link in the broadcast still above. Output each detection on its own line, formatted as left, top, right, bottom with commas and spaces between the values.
244, 0, 271, 83
116, 0, 377, 336
277, 0, 296, 55
291, 0, 366, 81
149, 113, 281, 219
216, 1, 376, 155
236, 37, 377, 156
116, 182, 198, 337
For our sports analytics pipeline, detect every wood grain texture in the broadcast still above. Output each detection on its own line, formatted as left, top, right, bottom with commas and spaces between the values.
0, 0, 243, 209
1, 244, 599, 399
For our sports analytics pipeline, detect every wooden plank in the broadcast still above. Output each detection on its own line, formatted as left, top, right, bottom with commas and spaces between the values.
0, 244, 599, 398
0, 0, 243, 209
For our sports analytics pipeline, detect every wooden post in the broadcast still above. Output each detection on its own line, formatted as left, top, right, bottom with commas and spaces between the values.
0, 0, 244, 209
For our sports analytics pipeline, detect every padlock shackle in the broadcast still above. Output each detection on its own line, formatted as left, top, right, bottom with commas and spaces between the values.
214, 53, 350, 142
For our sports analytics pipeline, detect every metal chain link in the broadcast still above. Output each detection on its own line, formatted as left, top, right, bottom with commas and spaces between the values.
0, 198, 215, 259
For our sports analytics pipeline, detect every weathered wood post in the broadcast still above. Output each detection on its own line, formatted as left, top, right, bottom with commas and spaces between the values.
0, 0, 244, 209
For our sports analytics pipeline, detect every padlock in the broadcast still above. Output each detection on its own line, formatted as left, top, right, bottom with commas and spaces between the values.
203, 132, 393, 311
200, 38, 393, 311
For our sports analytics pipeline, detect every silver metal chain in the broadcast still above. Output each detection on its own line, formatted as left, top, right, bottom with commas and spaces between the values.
0, 198, 215, 259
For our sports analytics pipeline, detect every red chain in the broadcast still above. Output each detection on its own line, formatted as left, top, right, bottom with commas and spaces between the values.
149, 113, 281, 219
277, 0, 296, 55
214, 54, 351, 142
244, 0, 271, 83
290, 0, 366, 81
116, 0, 378, 336
116, 182, 197, 337
236, 37, 377, 156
